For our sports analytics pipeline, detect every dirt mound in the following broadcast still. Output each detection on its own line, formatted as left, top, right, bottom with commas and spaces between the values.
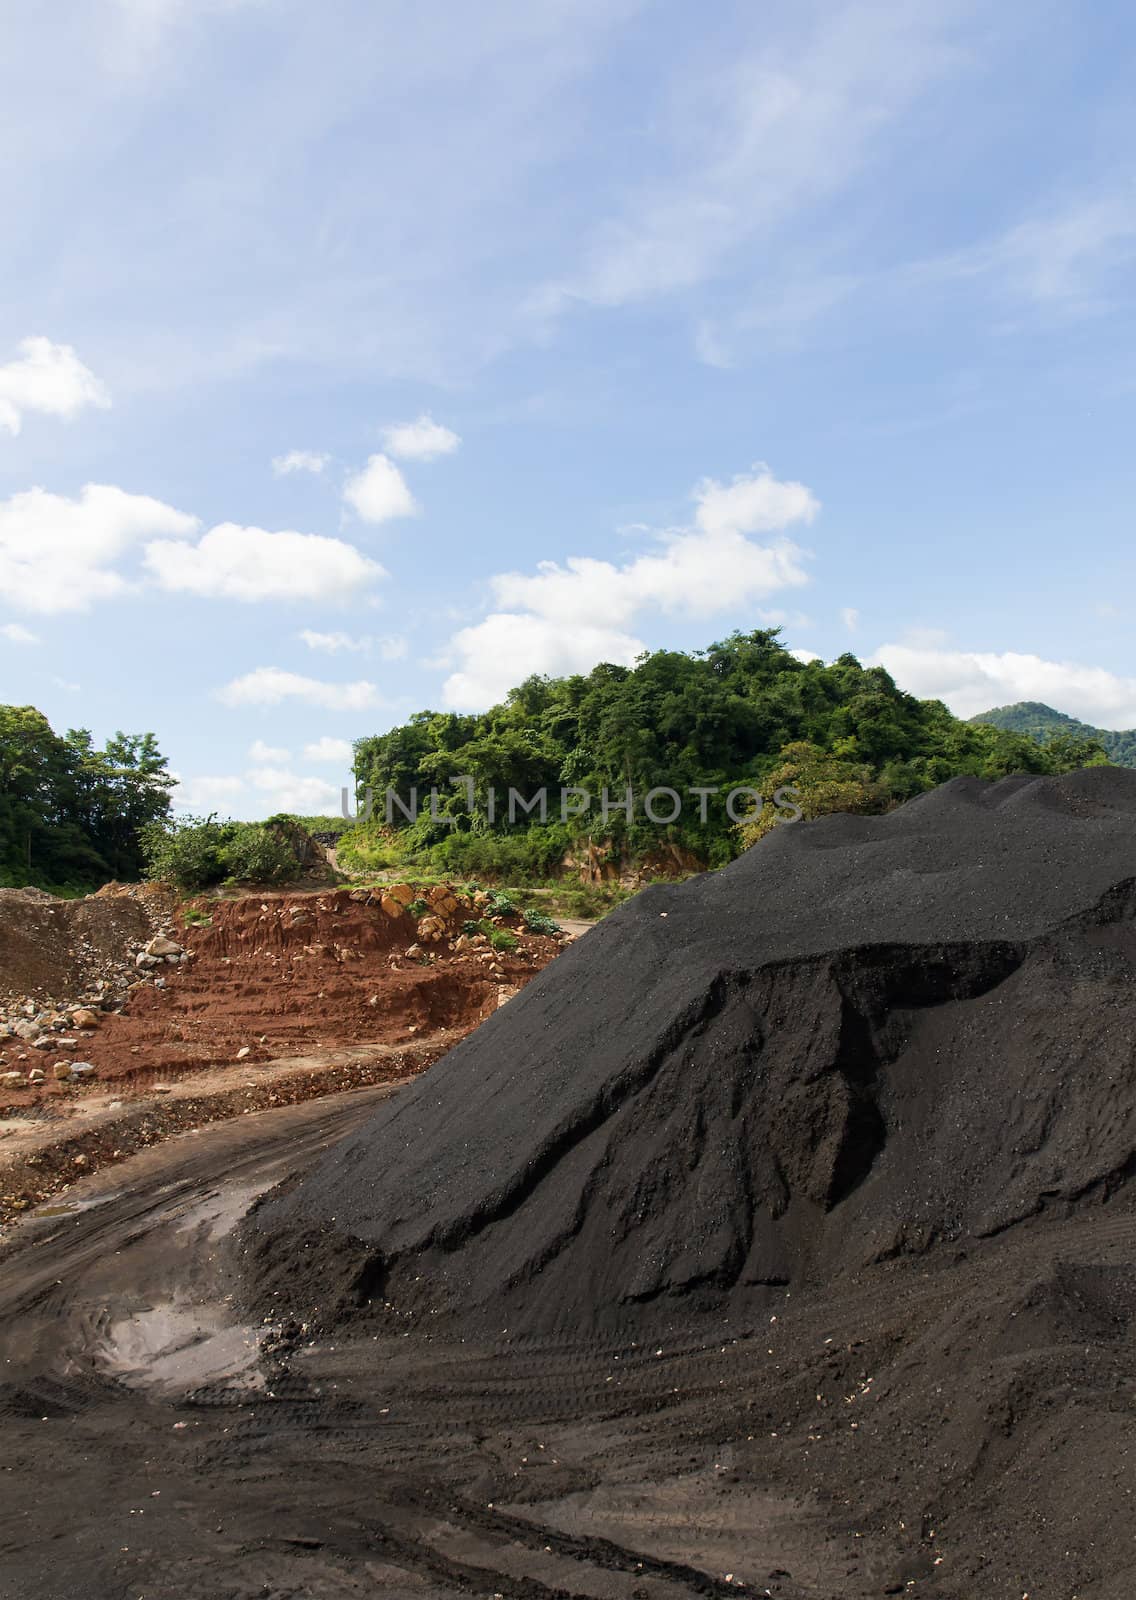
246, 766, 1136, 1338
0, 885, 164, 1007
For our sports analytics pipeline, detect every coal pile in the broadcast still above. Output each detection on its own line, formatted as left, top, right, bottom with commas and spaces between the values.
247, 768, 1136, 1337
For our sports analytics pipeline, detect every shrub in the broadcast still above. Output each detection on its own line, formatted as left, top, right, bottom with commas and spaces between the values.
522, 908, 561, 936
140, 815, 304, 889
140, 815, 230, 890
222, 823, 303, 884
488, 927, 518, 953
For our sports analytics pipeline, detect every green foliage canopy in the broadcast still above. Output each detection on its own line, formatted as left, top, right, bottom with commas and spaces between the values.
351, 631, 1105, 873
0, 706, 173, 891
971, 701, 1134, 767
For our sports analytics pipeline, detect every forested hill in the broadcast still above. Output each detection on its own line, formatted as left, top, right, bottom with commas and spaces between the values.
351, 631, 1109, 878
0, 707, 173, 892
971, 702, 1136, 768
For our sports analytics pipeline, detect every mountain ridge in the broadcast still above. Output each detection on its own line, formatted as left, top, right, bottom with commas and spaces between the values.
970, 700, 1136, 768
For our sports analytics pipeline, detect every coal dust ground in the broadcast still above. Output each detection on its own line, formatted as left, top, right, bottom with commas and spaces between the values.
3, 771, 1136, 1598
0, 1084, 1132, 1599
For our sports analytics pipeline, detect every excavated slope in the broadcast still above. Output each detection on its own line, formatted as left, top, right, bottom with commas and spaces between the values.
247, 768, 1136, 1336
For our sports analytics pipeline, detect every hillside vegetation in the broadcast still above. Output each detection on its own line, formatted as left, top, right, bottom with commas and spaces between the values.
971, 701, 1136, 767
346, 631, 1107, 880
0, 707, 173, 893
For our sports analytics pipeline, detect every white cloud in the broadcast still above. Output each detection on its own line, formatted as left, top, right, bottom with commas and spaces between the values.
342, 454, 418, 524
0, 484, 384, 614
916, 191, 1136, 316
298, 629, 409, 659
303, 736, 354, 764
381, 414, 461, 461
249, 739, 290, 763
0, 483, 198, 614
174, 773, 248, 812
444, 615, 647, 711
0, 622, 39, 645
246, 765, 341, 814
874, 643, 1136, 728
490, 530, 808, 631
526, 4, 968, 322
299, 629, 368, 653
443, 465, 816, 708
0, 337, 110, 435
791, 648, 822, 664
144, 524, 386, 602
272, 449, 329, 476
218, 667, 384, 711
693, 468, 820, 539
174, 759, 343, 819
841, 606, 859, 632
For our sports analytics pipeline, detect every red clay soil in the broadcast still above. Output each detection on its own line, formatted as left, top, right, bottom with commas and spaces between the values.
26, 887, 558, 1095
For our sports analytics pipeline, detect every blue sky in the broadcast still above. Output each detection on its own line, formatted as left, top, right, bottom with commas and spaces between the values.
2, 0, 1136, 817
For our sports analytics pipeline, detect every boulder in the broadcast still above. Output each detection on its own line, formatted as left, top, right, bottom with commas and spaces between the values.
145, 935, 183, 958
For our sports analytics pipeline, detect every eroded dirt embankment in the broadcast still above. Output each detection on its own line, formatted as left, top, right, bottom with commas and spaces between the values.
0, 882, 565, 1221
66, 886, 554, 1082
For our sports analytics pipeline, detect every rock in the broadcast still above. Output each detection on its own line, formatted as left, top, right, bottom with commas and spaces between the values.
1, 1072, 25, 1087
12, 1021, 41, 1042
69, 1063, 97, 1079
379, 894, 409, 919
145, 936, 183, 958
427, 886, 460, 917
136, 952, 158, 969
31, 1036, 57, 1050
28, 1069, 46, 1084
70, 1009, 100, 1029
236, 1046, 251, 1061
53, 1062, 73, 1081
